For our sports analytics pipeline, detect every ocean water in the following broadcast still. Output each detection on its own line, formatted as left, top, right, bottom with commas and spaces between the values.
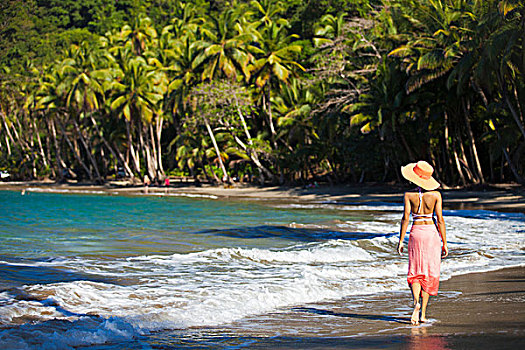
0, 189, 523, 349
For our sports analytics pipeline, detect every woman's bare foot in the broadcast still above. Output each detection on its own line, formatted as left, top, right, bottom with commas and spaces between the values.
411, 302, 421, 325
420, 316, 428, 323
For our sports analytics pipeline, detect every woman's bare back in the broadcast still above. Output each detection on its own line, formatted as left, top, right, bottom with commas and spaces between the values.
406, 190, 439, 215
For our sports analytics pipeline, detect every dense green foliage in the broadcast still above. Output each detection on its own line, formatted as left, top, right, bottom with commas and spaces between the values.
0, 0, 523, 186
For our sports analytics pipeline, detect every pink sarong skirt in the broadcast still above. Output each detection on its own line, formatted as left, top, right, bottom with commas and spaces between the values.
407, 224, 441, 296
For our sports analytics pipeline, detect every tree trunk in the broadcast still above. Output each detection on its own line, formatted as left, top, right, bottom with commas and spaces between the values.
0, 110, 14, 156
504, 93, 525, 140
443, 111, 454, 183
490, 119, 524, 184
512, 86, 524, 126
265, 82, 278, 152
144, 124, 155, 181
235, 103, 273, 181
149, 123, 157, 175
88, 113, 121, 176
204, 117, 228, 182
149, 123, 161, 179
72, 117, 102, 183
155, 116, 165, 176
456, 131, 475, 183
230, 129, 273, 181
11, 114, 35, 170
475, 83, 523, 183
266, 85, 276, 136
30, 126, 37, 179
44, 123, 56, 178
451, 134, 467, 186
32, 119, 48, 169
57, 119, 93, 181
48, 118, 65, 181
126, 119, 141, 175
112, 141, 135, 179
462, 100, 484, 184
138, 120, 145, 168
498, 71, 525, 139
3, 134, 11, 156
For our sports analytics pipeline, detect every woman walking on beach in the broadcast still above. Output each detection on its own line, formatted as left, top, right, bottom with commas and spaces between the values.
397, 161, 448, 325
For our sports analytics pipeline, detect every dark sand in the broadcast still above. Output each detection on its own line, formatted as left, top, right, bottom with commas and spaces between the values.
214, 267, 525, 349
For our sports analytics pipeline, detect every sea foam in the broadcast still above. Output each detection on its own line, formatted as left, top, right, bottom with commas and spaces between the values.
0, 202, 523, 348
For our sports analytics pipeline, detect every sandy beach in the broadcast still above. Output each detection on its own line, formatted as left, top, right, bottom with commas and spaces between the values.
1, 181, 523, 349
195, 267, 524, 349
2, 180, 525, 212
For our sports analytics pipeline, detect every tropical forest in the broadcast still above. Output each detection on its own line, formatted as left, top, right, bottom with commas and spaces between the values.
0, 0, 523, 187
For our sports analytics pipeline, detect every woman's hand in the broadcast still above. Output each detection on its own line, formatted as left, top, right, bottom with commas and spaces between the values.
442, 244, 449, 258
397, 242, 404, 255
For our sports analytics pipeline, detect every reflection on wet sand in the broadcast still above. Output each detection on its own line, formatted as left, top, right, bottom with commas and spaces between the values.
407, 326, 448, 350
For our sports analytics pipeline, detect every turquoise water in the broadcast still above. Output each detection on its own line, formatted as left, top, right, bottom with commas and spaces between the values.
0, 189, 524, 349
0, 191, 357, 259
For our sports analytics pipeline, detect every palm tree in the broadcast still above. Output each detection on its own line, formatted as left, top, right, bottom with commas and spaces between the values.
272, 77, 320, 181
109, 45, 165, 180
250, 0, 285, 27
388, 0, 488, 184
313, 11, 347, 48
36, 63, 96, 181
194, 6, 255, 81
57, 44, 111, 183
118, 15, 158, 56
249, 21, 305, 140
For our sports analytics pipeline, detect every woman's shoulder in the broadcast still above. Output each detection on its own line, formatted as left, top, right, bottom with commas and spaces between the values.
403, 190, 417, 198
423, 190, 442, 203
404, 189, 441, 199
427, 190, 442, 197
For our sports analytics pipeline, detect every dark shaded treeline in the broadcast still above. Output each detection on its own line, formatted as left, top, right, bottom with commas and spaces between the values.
0, 0, 523, 186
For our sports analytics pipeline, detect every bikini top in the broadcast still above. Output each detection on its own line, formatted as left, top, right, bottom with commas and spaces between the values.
412, 188, 434, 222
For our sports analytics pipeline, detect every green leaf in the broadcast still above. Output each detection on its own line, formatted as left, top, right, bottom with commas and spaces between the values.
360, 122, 372, 134
350, 113, 370, 127
123, 104, 131, 121
388, 46, 412, 57
272, 62, 289, 82
110, 95, 128, 110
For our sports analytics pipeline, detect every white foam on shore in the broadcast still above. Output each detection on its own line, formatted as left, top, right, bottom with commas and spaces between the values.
25, 187, 107, 195
273, 202, 404, 212
148, 192, 219, 199
0, 207, 523, 348
18, 187, 219, 200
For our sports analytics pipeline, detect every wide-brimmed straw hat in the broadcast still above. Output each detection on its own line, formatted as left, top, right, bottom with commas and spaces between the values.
401, 161, 440, 190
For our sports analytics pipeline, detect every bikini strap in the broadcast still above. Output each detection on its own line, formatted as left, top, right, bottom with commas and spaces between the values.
417, 187, 423, 214
413, 187, 433, 221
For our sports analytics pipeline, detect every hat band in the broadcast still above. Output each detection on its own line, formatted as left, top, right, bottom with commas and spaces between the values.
413, 164, 432, 179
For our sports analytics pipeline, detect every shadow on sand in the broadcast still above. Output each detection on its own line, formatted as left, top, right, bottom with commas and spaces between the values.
292, 307, 412, 324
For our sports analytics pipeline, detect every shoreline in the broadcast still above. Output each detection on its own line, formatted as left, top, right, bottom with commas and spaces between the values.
210, 266, 525, 349
1, 180, 524, 213
0, 182, 523, 348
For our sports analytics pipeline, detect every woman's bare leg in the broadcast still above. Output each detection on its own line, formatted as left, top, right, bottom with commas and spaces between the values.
410, 283, 421, 325
420, 290, 430, 322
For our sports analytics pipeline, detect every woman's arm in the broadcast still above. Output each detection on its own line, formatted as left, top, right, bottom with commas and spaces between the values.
397, 193, 411, 255
434, 192, 448, 257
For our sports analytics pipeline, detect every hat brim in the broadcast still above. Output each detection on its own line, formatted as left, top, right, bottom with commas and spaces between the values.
401, 163, 440, 190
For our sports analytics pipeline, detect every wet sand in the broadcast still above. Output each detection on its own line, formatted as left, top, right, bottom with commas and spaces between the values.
214, 266, 525, 349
